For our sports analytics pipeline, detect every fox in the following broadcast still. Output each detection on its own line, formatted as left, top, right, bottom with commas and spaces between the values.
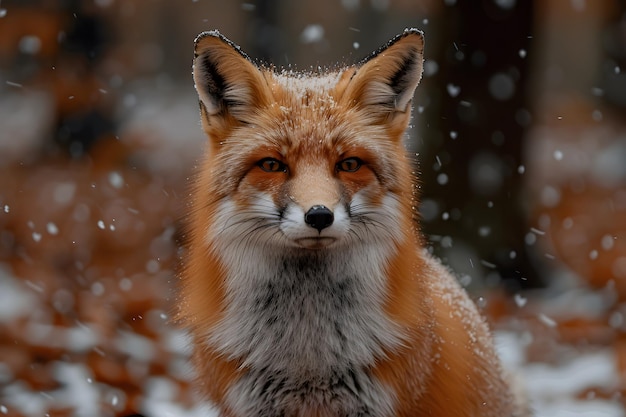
179, 28, 528, 417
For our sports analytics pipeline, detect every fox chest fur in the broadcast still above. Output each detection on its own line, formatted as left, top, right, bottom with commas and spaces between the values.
213, 247, 406, 416
180, 29, 527, 417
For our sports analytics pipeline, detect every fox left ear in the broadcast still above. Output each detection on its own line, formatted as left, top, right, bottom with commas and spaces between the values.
343, 29, 424, 117
193, 31, 269, 124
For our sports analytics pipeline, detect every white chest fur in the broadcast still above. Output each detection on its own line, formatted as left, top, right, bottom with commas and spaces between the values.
208, 245, 403, 416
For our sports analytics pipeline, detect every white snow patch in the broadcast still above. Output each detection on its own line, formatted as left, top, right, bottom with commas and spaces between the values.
514, 293, 528, 308
46, 222, 59, 235
523, 349, 618, 403
141, 377, 219, 417
0, 91, 53, 162
495, 331, 527, 368
0, 267, 36, 321
423, 60, 439, 77
553, 149, 564, 160
115, 330, 157, 361
497, 331, 621, 416
446, 83, 461, 97
108, 171, 124, 189
1, 382, 46, 416
118, 89, 204, 179
535, 400, 622, 417
51, 362, 100, 416
18, 36, 41, 55
601, 235, 615, 251
300, 24, 324, 44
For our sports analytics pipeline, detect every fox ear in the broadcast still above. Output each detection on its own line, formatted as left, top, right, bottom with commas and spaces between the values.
343, 29, 424, 116
193, 31, 269, 122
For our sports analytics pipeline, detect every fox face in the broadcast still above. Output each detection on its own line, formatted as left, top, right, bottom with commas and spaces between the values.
192, 29, 424, 254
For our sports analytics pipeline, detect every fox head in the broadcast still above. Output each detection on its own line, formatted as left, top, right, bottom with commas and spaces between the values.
191, 29, 424, 252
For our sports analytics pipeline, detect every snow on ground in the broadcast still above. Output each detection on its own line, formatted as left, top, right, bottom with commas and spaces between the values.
496, 331, 623, 417
3, 270, 620, 417
141, 377, 218, 417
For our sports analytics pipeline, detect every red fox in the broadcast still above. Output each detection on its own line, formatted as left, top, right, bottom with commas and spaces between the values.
179, 29, 528, 417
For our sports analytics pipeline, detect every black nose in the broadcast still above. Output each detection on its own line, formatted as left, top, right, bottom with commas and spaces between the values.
304, 205, 334, 232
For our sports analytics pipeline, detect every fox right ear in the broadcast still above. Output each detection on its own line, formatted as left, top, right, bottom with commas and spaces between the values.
342, 29, 424, 122
193, 31, 269, 123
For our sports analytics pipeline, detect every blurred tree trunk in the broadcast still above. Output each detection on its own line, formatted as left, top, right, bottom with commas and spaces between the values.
420, 1, 540, 290
244, 0, 286, 64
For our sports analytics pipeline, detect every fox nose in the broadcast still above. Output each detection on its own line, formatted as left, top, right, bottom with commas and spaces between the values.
304, 205, 334, 232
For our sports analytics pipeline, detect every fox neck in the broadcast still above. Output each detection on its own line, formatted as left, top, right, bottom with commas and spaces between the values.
209, 241, 406, 377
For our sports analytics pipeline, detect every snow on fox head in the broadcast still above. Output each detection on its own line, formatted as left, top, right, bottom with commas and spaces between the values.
192, 29, 424, 253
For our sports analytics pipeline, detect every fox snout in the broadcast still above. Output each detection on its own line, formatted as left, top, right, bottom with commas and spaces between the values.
279, 197, 348, 250
304, 205, 334, 232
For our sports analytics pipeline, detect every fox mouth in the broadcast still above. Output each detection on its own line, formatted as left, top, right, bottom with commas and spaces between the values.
294, 236, 337, 249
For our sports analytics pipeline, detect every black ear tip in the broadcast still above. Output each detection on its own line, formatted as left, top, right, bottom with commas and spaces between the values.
358, 28, 425, 67
194, 30, 225, 56
193, 30, 252, 62
195, 30, 222, 42
402, 28, 424, 38
398, 28, 425, 51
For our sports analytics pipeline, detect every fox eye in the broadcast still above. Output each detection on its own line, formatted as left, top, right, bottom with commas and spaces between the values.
337, 157, 363, 173
257, 158, 287, 173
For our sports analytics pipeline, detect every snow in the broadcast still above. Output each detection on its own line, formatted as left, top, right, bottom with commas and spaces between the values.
0, 91, 53, 161
446, 83, 461, 97
2, 383, 46, 416
538, 313, 558, 328
300, 24, 325, 44
108, 171, 125, 189
514, 293, 528, 307
496, 332, 622, 417
535, 401, 622, 417
0, 268, 36, 321
52, 363, 101, 417
47, 222, 59, 235
0, 196, 620, 413
554, 149, 564, 160
115, 330, 157, 361
488, 72, 516, 101
525, 351, 618, 398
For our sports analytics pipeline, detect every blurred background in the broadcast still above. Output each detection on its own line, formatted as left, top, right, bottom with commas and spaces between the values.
0, 0, 625, 416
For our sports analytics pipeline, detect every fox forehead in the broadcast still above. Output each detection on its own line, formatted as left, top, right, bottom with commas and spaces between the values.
225, 69, 379, 157
271, 70, 345, 99
264, 70, 352, 144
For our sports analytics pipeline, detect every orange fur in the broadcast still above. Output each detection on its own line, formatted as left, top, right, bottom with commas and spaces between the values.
179, 29, 528, 417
